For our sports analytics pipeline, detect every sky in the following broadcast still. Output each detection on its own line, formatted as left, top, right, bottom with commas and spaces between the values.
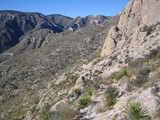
0, 0, 131, 18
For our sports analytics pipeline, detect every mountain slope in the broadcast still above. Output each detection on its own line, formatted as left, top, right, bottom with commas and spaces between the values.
46, 14, 73, 29
0, 11, 63, 53
0, 11, 109, 53
65, 15, 109, 31
0, 14, 119, 105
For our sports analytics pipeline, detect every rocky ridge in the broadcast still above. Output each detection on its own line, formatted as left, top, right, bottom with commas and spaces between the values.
0, 10, 109, 53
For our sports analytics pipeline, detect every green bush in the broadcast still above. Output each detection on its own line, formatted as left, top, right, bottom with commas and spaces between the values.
156, 53, 160, 64
155, 107, 160, 118
121, 67, 128, 77
151, 85, 160, 99
78, 96, 91, 109
146, 48, 160, 60
130, 75, 148, 88
66, 73, 79, 83
151, 85, 160, 118
109, 72, 119, 80
107, 60, 112, 66
111, 55, 117, 61
125, 101, 148, 120
106, 97, 117, 107
126, 82, 135, 92
127, 66, 150, 89
109, 67, 128, 80
128, 58, 145, 69
139, 67, 150, 76
74, 89, 81, 98
42, 104, 51, 119
104, 86, 119, 107
87, 88, 93, 96
143, 25, 153, 36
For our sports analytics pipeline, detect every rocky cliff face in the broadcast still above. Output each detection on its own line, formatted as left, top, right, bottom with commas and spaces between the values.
118, 0, 160, 35
101, 0, 160, 57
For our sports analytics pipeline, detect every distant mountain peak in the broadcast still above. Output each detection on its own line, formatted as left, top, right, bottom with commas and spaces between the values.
0, 10, 110, 53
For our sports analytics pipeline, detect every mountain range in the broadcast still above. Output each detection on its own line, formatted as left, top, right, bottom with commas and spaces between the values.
0, 10, 109, 53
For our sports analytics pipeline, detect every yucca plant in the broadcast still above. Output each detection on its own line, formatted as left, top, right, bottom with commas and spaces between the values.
124, 101, 148, 120
78, 96, 91, 109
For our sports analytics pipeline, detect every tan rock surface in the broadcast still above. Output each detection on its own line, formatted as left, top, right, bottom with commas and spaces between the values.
101, 0, 160, 57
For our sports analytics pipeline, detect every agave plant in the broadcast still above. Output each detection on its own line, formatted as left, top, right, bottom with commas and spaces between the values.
124, 101, 148, 120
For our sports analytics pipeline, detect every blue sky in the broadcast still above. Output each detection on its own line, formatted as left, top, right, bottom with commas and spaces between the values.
0, 0, 130, 18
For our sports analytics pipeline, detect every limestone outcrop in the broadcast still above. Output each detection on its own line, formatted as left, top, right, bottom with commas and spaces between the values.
101, 0, 160, 57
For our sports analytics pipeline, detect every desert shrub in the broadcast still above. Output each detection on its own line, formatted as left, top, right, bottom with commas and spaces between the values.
109, 67, 129, 80
156, 53, 160, 60
143, 25, 153, 36
127, 66, 150, 89
139, 67, 150, 76
121, 67, 128, 77
54, 103, 78, 120
149, 49, 159, 59
152, 50, 160, 65
151, 85, 160, 118
145, 48, 160, 60
156, 53, 160, 64
104, 86, 119, 107
74, 89, 81, 98
109, 72, 119, 80
87, 88, 93, 96
152, 85, 160, 105
110, 55, 117, 61
66, 73, 79, 83
78, 96, 92, 109
93, 81, 100, 89
42, 104, 51, 119
119, 60, 123, 64
128, 58, 145, 69
152, 85, 160, 98
124, 101, 148, 120
144, 48, 160, 68
95, 70, 102, 74
108, 60, 112, 66
93, 77, 102, 90
155, 107, 160, 118
130, 75, 148, 88
126, 82, 135, 92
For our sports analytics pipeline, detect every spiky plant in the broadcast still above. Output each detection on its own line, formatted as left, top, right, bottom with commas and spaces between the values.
124, 101, 148, 120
